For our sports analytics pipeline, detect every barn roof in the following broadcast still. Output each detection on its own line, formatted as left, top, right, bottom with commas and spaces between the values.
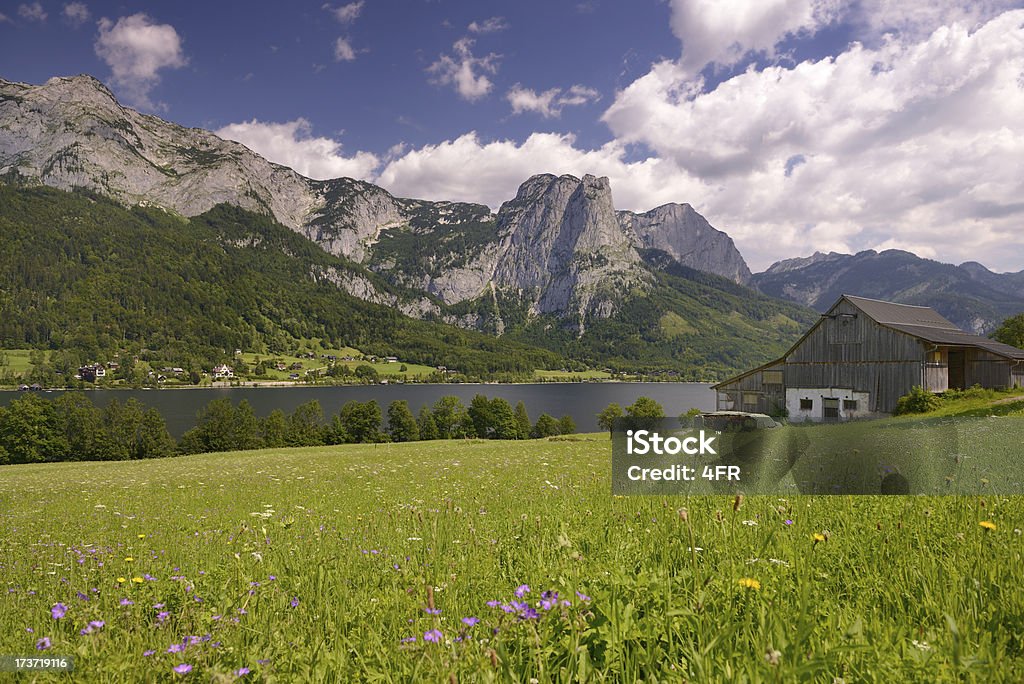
841, 295, 960, 330
880, 323, 1024, 359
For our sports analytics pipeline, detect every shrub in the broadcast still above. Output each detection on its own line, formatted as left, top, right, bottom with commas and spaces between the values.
894, 386, 941, 415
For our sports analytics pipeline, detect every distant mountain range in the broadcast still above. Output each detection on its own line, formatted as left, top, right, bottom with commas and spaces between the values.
0, 74, 808, 376
753, 250, 1024, 334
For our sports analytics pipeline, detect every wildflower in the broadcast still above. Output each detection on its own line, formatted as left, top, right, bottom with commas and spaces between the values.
235, 667, 250, 676
138, 534, 146, 539
125, 557, 134, 562
132, 577, 144, 584
980, 521, 997, 531
784, 519, 794, 525
461, 616, 479, 627
812, 533, 826, 544
486, 600, 500, 608
424, 629, 442, 643
77, 591, 89, 601
157, 611, 170, 623
290, 597, 300, 608
540, 591, 559, 610
120, 598, 134, 606
738, 577, 761, 590
51, 603, 67, 620
36, 637, 51, 650
173, 664, 192, 674
575, 591, 591, 602
424, 607, 441, 615
515, 584, 530, 598
742, 520, 758, 526
765, 648, 782, 665
153, 603, 165, 609
167, 644, 185, 654
400, 636, 417, 643
117, 577, 127, 584
911, 639, 932, 651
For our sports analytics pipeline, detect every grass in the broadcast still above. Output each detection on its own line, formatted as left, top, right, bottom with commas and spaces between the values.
2, 434, 1024, 681
1, 349, 34, 375
533, 370, 612, 381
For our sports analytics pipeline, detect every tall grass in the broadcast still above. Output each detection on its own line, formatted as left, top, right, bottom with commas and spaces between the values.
1, 435, 1022, 681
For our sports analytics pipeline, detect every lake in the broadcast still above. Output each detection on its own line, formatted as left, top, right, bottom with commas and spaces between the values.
0, 383, 715, 437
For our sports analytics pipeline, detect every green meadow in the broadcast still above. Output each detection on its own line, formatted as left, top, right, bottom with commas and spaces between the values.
2, 435, 1023, 681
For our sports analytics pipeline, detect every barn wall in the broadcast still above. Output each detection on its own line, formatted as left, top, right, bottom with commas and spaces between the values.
965, 349, 1013, 388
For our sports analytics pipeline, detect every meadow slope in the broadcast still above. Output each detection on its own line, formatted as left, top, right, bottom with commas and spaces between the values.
1, 435, 1023, 681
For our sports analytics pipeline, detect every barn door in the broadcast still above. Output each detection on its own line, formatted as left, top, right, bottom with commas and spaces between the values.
948, 350, 965, 389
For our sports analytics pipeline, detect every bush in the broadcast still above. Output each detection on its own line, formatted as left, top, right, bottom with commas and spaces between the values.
894, 386, 941, 415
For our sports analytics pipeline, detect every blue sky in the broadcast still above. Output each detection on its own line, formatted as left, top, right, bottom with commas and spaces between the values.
2, 1, 1024, 272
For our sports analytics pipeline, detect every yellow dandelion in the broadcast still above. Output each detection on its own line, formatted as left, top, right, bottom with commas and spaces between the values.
124, 557, 134, 562
137, 534, 146, 539
738, 577, 761, 590
131, 576, 144, 584
980, 521, 997, 531
116, 577, 127, 583
812, 533, 826, 543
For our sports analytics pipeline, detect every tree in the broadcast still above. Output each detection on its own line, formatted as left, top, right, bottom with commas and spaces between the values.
417, 406, 439, 441
354, 364, 379, 382
103, 398, 145, 460
557, 415, 576, 435
488, 398, 519, 440
387, 400, 420, 442
53, 392, 106, 461
625, 396, 665, 431
287, 400, 324, 447
532, 413, 561, 438
179, 398, 263, 454
262, 409, 288, 448
136, 408, 175, 458
597, 403, 624, 434
432, 396, 468, 439
514, 401, 531, 439
0, 394, 66, 464
993, 313, 1024, 350
336, 400, 383, 443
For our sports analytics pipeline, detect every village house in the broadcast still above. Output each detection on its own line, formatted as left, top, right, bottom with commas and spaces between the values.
212, 364, 234, 380
78, 363, 107, 382
713, 295, 1024, 421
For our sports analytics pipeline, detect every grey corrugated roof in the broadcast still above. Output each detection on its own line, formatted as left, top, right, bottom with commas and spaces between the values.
882, 323, 1024, 360
843, 295, 960, 329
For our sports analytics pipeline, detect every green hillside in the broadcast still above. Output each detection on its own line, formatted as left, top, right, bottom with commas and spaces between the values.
0, 184, 560, 377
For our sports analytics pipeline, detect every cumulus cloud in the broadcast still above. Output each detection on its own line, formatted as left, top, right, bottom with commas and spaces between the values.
506, 84, 601, 117
427, 37, 500, 101
468, 16, 509, 33
599, 9, 1024, 270
62, 2, 89, 27
94, 14, 187, 110
323, 1, 364, 24
215, 118, 380, 181
334, 37, 356, 61
855, 0, 1020, 41
18, 2, 47, 22
669, 0, 842, 74
375, 132, 705, 211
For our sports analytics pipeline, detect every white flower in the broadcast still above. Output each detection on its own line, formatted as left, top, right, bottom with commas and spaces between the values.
742, 520, 758, 526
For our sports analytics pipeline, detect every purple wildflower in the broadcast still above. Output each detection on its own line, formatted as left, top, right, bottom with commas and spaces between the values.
120, 598, 134, 606
173, 663, 192, 674
784, 519, 794, 525
486, 600, 500, 608
461, 616, 479, 627
77, 592, 89, 601
89, 620, 105, 630
26, 627, 33, 633
290, 597, 299, 608
51, 603, 67, 620
515, 584, 530, 598
143, 650, 155, 657
257, 659, 270, 665
157, 611, 170, 622
268, 575, 276, 581
540, 591, 559, 610
235, 667, 250, 676
575, 591, 591, 602
144, 574, 157, 581
36, 637, 51, 651
153, 603, 165, 609
423, 629, 443, 643
167, 644, 185, 654
400, 636, 417, 643
424, 607, 441, 615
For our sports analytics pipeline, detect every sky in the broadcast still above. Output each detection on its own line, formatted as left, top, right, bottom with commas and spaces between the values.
1, 0, 1024, 273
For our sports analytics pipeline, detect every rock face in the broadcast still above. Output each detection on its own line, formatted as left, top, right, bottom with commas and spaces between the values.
618, 203, 752, 285
1, 74, 754, 329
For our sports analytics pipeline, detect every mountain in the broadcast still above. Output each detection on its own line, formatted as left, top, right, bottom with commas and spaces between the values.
753, 249, 1024, 333
0, 74, 813, 376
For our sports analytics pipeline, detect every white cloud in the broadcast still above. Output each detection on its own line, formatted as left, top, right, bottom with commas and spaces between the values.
334, 37, 356, 61
855, 0, 1020, 41
215, 118, 380, 181
63, 2, 89, 27
668, 0, 842, 74
323, 1, 364, 24
427, 37, 500, 102
506, 84, 601, 117
18, 2, 47, 22
468, 16, 509, 33
375, 132, 705, 211
0, 12, 10, 23
94, 14, 187, 110
600, 9, 1024, 270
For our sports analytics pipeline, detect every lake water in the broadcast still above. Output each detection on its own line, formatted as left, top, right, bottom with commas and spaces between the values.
0, 383, 715, 437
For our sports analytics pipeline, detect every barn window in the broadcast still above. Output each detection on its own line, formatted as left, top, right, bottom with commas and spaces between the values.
823, 398, 840, 420
799, 398, 813, 411
843, 399, 858, 411
762, 370, 783, 385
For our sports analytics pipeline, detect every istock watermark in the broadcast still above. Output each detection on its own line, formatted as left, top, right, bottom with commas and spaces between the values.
611, 415, 1024, 496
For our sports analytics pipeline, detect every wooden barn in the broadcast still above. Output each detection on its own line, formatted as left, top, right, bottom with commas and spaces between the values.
713, 295, 1024, 420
